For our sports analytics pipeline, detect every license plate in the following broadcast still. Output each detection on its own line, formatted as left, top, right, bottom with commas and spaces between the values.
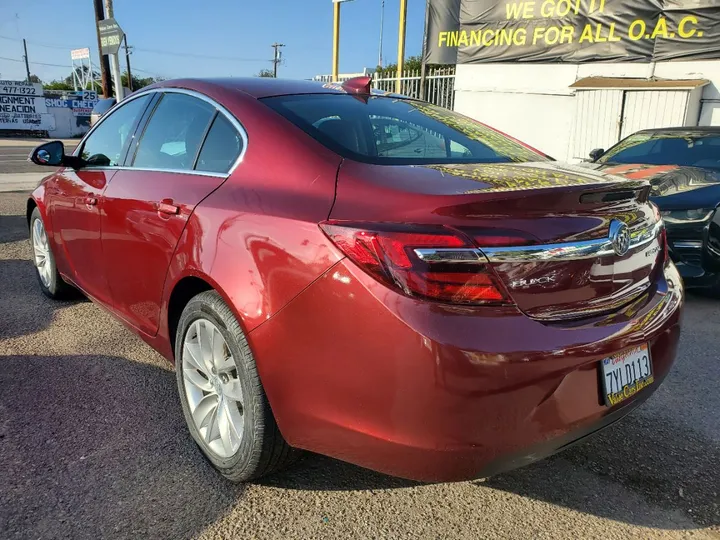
600, 344, 654, 407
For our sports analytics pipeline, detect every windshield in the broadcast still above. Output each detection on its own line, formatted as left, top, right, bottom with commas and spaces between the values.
598, 132, 720, 171
262, 94, 549, 166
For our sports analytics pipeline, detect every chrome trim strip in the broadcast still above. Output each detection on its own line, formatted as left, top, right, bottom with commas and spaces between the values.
414, 221, 663, 264
672, 240, 703, 249
73, 87, 248, 177
529, 276, 652, 321
482, 221, 662, 263
414, 248, 484, 263
75, 166, 227, 179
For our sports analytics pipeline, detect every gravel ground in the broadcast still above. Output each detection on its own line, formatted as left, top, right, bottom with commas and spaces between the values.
0, 191, 718, 540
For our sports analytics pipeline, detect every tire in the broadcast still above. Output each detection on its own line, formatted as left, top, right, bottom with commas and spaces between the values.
175, 290, 296, 482
29, 207, 72, 299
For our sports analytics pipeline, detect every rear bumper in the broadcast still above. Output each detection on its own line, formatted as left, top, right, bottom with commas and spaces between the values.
250, 259, 683, 482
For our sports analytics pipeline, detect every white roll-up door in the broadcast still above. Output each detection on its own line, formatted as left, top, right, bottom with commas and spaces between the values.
570, 90, 623, 161
620, 91, 690, 139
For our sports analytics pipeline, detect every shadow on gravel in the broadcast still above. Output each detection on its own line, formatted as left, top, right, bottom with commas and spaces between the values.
0, 214, 27, 244
483, 410, 720, 529
0, 259, 87, 339
0, 354, 244, 540
260, 454, 423, 492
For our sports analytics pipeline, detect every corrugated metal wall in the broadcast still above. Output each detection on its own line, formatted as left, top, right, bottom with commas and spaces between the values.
620, 91, 689, 138
570, 90, 623, 160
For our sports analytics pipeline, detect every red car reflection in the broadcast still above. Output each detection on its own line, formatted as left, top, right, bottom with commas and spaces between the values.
27, 77, 683, 483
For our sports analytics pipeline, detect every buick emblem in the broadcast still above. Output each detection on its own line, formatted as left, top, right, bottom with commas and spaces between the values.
609, 220, 630, 257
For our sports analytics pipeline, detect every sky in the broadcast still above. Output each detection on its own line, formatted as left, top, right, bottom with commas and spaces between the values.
0, 0, 427, 84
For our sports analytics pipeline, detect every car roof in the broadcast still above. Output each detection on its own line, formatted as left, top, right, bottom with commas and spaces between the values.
151, 77, 400, 99
634, 126, 720, 135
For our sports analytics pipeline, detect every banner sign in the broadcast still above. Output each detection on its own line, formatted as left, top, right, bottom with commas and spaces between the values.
425, 0, 720, 64
0, 80, 54, 131
98, 18, 124, 55
45, 97, 98, 116
0, 80, 43, 96
71, 47, 91, 60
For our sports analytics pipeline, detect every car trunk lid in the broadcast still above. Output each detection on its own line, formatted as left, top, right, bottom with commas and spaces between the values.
330, 161, 663, 320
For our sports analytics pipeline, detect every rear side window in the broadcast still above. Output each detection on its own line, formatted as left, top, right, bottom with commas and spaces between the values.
262, 94, 546, 165
195, 114, 243, 174
133, 93, 215, 171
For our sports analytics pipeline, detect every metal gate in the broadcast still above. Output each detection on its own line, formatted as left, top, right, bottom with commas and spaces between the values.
570, 90, 624, 162
372, 67, 456, 110
620, 91, 690, 139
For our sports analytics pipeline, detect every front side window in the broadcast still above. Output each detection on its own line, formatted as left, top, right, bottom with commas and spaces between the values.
600, 132, 720, 170
80, 94, 151, 167
262, 94, 547, 165
133, 93, 215, 171
195, 114, 243, 174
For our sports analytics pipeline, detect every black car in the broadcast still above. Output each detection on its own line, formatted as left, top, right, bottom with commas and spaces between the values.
89, 97, 116, 127
583, 127, 720, 294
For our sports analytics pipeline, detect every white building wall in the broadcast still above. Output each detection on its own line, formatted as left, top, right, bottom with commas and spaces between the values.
454, 61, 720, 161
46, 107, 91, 138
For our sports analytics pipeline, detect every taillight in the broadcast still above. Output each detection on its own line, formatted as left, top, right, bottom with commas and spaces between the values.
320, 221, 510, 305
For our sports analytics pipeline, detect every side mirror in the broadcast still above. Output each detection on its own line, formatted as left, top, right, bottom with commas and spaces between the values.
29, 141, 65, 167
589, 148, 605, 162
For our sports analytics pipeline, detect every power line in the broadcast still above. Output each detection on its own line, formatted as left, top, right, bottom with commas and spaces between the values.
1, 34, 273, 84
1, 54, 167, 79
0, 34, 82, 50
132, 46, 267, 62
0, 55, 68, 68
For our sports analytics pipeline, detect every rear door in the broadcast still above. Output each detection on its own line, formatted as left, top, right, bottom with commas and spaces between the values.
100, 90, 245, 335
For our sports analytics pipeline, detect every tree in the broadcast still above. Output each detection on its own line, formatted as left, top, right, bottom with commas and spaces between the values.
256, 69, 275, 78
43, 65, 102, 91
376, 55, 452, 75
28, 74, 41, 84
43, 80, 74, 91
121, 72, 160, 91
376, 55, 423, 75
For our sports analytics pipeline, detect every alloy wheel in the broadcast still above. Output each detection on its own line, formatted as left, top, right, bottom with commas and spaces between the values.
32, 218, 52, 288
182, 318, 244, 458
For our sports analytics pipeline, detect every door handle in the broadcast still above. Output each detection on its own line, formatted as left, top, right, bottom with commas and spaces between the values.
84, 196, 97, 207
157, 199, 179, 216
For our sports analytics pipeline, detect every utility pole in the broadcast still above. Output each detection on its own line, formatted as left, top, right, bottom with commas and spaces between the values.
332, 1, 340, 81
93, 0, 112, 98
123, 35, 133, 91
104, 0, 124, 101
22, 39, 31, 82
419, 0, 430, 101
395, 0, 407, 94
378, 0, 384, 68
271, 42, 284, 78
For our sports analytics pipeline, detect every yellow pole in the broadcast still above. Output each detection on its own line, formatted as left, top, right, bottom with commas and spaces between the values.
395, 0, 407, 93
332, 1, 340, 82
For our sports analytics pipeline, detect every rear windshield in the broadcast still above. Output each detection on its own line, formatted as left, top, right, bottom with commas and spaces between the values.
599, 132, 720, 170
262, 94, 548, 166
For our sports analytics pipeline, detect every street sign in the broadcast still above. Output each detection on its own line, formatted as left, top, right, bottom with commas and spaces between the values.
98, 18, 124, 55
71, 48, 90, 60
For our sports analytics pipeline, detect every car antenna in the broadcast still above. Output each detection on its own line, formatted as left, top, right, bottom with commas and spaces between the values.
341, 76, 372, 95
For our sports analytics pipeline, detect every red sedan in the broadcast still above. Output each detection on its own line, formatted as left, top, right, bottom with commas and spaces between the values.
27, 77, 683, 482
